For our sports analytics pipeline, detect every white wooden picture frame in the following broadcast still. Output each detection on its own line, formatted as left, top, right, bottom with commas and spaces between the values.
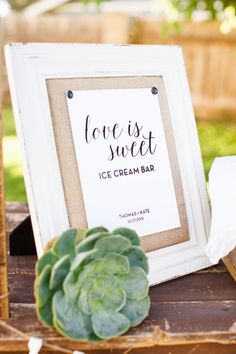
5, 43, 212, 285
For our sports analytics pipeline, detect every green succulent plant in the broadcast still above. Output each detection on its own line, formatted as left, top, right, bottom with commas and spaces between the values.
35, 226, 150, 342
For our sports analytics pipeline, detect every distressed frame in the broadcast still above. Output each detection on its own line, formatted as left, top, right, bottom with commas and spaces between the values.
5, 43, 212, 285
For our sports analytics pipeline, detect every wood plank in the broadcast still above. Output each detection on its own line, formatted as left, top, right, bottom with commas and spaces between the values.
8, 275, 35, 304
196, 262, 227, 273
5, 202, 29, 239
1, 343, 236, 354
8, 255, 36, 276
2, 204, 236, 352
7, 260, 235, 304
0, 16, 9, 320
8, 268, 236, 304
150, 271, 236, 302
147, 301, 236, 333
2, 300, 235, 335
5, 203, 29, 214
0, 300, 235, 352
77, 345, 236, 354
223, 255, 236, 282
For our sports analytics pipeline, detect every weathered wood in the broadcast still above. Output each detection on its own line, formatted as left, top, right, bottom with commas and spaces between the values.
5, 202, 29, 235
0, 16, 9, 320
1, 203, 236, 353
223, 249, 236, 282
8, 255, 35, 276
1, 344, 236, 354
0, 302, 236, 352
4, 300, 236, 338
150, 271, 236, 302
8, 274, 35, 304
7, 264, 236, 305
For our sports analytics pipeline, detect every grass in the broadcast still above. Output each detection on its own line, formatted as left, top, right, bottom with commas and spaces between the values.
2, 104, 236, 201
197, 120, 236, 179
2, 105, 26, 201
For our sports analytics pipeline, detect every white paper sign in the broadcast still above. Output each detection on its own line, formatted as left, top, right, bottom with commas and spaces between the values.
67, 88, 180, 236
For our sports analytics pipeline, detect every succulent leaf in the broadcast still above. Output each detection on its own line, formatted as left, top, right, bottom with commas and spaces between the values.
37, 298, 53, 327
75, 232, 110, 253
92, 310, 130, 339
70, 249, 98, 272
74, 261, 100, 288
63, 270, 80, 300
112, 227, 140, 246
76, 228, 87, 243
117, 267, 149, 300
53, 290, 93, 340
122, 246, 149, 274
94, 235, 131, 257
88, 333, 104, 343
35, 226, 150, 342
85, 226, 108, 237
53, 228, 78, 257
89, 286, 126, 314
86, 271, 117, 291
102, 287, 126, 313
36, 250, 58, 276
95, 253, 130, 275
78, 290, 91, 315
37, 264, 53, 307
121, 297, 150, 326
49, 255, 71, 290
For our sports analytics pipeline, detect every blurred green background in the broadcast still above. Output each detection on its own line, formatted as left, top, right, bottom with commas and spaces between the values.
2, 104, 236, 201
3, 105, 27, 201
2, 0, 236, 201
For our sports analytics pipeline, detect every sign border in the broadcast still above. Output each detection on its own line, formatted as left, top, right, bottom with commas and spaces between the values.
5, 43, 212, 285
46, 76, 190, 252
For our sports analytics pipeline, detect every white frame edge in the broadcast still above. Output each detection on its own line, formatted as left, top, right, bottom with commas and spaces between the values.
5, 43, 213, 285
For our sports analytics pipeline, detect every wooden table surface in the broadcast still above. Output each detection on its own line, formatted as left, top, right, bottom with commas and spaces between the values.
0, 202, 236, 354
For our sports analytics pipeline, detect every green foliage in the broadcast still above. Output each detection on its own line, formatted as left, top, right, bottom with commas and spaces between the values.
172, 0, 236, 20
81, 0, 107, 7
8, 0, 108, 11
7, 0, 37, 11
35, 227, 150, 342
197, 120, 236, 179
2, 105, 26, 201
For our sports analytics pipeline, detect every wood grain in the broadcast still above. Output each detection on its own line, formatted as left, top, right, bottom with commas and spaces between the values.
223, 249, 236, 282
0, 16, 9, 320
1, 204, 236, 353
